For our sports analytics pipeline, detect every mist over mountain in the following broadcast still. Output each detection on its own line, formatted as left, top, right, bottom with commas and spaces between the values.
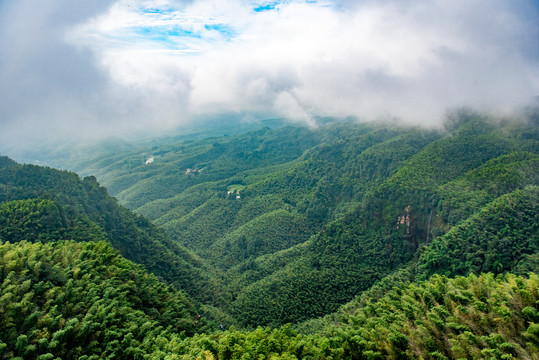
55, 113, 538, 326
0, 113, 537, 358
1, 1, 538, 358
1, 0, 539, 157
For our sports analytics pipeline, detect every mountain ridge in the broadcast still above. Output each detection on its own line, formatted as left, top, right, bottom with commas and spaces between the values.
53, 113, 538, 327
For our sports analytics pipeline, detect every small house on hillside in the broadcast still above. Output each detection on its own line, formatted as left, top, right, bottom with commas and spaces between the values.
185, 168, 204, 176
226, 189, 241, 199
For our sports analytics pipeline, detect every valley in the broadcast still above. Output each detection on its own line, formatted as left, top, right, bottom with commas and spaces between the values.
0, 112, 538, 359
2, 0, 538, 357
68, 114, 539, 327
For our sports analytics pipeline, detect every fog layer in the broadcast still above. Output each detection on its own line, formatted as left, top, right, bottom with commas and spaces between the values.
1, 0, 538, 153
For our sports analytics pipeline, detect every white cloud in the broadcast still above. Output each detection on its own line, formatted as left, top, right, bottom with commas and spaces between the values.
1, 0, 538, 153
69, 0, 539, 123
274, 91, 316, 127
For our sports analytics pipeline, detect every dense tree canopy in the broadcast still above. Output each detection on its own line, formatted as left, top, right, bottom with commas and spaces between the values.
0, 111, 537, 358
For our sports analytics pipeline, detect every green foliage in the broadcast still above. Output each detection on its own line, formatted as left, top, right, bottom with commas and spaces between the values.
4, 271, 522, 360
0, 240, 202, 359
417, 186, 539, 279
325, 273, 539, 359
207, 209, 313, 270
1, 112, 537, 358
55, 114, 538, 327
0, 156, 16, 169
0, 162, 226, 306
437, 151, 538, 226
0, 199, 103, 244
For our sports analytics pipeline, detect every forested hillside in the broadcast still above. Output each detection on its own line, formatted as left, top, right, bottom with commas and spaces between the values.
0, 112, 537, 359
70, 112, 538, 327
0, 240, 204, 359
2, 245, 537, 359
0, 158, 228, 310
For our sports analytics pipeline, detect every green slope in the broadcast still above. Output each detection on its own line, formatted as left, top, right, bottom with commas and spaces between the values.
0, 114, 537, 359
48, 113, 539, 327
0, 159, 226, 306
206, 209, 313, 270
2, 242, 536, 359
417, 186, 539, 279
0, 240, 201, 359
333, 272, 539, 359
226, 118, 537, 326
305, 185, 538, 334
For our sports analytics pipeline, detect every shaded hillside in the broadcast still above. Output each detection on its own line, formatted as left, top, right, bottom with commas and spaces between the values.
54, 113, 539, 326
0, 158, 226, 306
302, 186, 538, 334
417, 186, 538, 279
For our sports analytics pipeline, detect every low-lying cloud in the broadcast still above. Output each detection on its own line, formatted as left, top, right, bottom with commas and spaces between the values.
1, 0, 538, 154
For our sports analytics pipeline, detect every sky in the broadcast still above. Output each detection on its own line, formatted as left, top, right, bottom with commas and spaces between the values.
1, 0, 538, 154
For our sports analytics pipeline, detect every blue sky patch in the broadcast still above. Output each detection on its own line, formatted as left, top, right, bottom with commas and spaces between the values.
124, 5, 243, 52
254, 1, 281, 12
136, 26, 200, 39
145, 8, 163, 14
204, 24, 236, 40
132, 26, 203, 51
143, 7, 174, 14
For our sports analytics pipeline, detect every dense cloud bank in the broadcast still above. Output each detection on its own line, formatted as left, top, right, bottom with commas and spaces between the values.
1, 0, 538, 152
